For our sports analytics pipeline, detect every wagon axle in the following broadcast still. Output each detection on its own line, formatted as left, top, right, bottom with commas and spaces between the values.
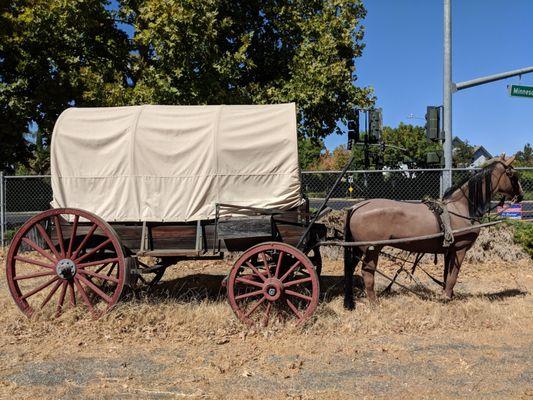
55, 259, 77, 280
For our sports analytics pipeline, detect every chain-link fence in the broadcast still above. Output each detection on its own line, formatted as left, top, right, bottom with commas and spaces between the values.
1, 168, 532, 246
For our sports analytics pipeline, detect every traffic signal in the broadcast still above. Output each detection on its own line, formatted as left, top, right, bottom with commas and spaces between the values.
368, 108, 382, 143
425, 106, 441, 141
347, 111, 359, 150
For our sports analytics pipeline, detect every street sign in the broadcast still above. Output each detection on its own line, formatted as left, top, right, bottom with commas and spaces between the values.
508, 84, 533, 98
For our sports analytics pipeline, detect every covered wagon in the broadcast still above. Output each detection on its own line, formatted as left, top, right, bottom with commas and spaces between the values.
6, 104, 327, 325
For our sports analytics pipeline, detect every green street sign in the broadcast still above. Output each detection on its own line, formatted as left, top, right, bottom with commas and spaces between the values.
508, 84, 533, 98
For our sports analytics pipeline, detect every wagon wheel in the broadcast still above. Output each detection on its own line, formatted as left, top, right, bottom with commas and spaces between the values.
227, 242, 319, 326
5, 208, 126, 319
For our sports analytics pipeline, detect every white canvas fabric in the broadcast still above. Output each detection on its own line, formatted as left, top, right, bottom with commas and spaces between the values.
50, 104, 303, 222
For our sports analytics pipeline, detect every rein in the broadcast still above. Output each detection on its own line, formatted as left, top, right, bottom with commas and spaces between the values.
444, 161, 516, 223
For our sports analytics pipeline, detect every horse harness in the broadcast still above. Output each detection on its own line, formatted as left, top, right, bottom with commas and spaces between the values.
422, 198, 454, 247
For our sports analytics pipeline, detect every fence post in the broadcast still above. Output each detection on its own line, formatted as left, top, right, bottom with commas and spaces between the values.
0, 171, 4, 248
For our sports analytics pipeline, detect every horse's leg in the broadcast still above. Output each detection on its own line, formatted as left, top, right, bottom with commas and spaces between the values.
444, 248, 466, 299
343, 246, 361, 310
362, 249, 380, 302
443, 251, 451, 292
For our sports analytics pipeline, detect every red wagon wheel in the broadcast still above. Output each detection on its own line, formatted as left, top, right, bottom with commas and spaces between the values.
227, 242, 319, 326
5, 208, 126, 319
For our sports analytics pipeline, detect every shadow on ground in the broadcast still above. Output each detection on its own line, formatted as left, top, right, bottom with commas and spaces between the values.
125, 273, 528, 305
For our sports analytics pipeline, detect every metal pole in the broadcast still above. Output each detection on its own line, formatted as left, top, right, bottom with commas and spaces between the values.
0, 171, 4, 248
455, 66, 533, 91
443, 0, 453, 191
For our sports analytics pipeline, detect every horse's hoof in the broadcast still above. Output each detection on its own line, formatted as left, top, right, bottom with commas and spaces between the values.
441, 291, 454, 302
344, 300, 355, 310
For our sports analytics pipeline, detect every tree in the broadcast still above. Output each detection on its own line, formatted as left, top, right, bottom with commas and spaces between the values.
0, 0, 131, 173
310, 145, 351, 171
122, 0, 373, 138
452, 138, 475, 167
298, 138, 324, 170
516, 143, 533, 167
380, 123, 441, 168
2, 0, 372, 172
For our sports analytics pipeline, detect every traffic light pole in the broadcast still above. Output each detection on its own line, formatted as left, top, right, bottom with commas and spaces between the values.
442, 0, 533, 193
443, 0, 453, 191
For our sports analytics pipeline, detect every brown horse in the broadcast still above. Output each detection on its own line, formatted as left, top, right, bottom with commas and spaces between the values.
343, 155, 524, 309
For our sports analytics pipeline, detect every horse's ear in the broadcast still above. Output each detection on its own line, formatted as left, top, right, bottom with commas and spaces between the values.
499, 153, 506, 160
505, 155, 516, 165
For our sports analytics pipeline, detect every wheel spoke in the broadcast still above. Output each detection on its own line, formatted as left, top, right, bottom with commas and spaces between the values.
74, 279, 96, 317
77, 274, 113, 304
274, 251, 284, 278
286, 299, 303, 320
56, 281, 68, 316
262, 302, 272, 326
245, 296, 266, 317
246, 262, 267, 282
106, 263, 117, 277
20, 276, 59, 300
68, 281, 76, 307
21, 238, 56, 263
71, 223, 98, 260
79, 268, 119, 283
14, 270, 56, 281
280, 261, 301, 282
67, 214, 79, 257
53, 215, 66, 257
283, 277, 312, 288
78, 257, 119, 269
285, 289, 312, 302
235, 289, 263, 301
74, 238, 112, 264
94, 263, 110, 274
35, 223, 62, 260
236, 276, 264, 288
261, 252, 272, 278
40, 280, 63, 309
14, 255, 55, 270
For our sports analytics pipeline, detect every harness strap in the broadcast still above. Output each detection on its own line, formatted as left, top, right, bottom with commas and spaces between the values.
423, 199, 454, 247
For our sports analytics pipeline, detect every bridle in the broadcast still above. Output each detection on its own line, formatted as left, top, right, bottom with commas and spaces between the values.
445, 161, 520, 223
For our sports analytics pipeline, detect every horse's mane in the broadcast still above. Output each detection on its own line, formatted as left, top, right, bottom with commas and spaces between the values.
442, 160, 499, 218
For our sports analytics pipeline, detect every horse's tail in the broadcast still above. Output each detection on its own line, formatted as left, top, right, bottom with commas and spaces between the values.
344, 207, 355, 272
343, 201, 370, 270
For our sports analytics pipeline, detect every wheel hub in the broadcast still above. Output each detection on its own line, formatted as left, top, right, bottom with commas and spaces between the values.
263, 279, 283, 301
55, 259, 77, 279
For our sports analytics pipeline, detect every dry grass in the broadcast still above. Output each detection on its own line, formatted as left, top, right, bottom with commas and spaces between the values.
0, 246, 532, 399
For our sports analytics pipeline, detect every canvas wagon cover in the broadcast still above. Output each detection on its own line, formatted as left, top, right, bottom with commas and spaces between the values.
51, 104, 302, 222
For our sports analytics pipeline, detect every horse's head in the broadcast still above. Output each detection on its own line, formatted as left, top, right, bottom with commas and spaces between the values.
491, 154, 524, 203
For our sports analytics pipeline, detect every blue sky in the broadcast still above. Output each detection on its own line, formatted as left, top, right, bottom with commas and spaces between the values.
324, 0, 533, 155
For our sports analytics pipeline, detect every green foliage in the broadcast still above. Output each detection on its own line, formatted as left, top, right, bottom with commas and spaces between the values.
381, 123, 441, 168
515, 143, 533, 167
453, 138, 475, 167
298, 138, 324, 170
0, 0, 131, 173
125, 0, 373, 136
2, 0, 373, 172
508, 221, 533, 258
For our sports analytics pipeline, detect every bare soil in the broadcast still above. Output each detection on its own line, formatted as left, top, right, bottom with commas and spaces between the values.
0, 248, 532, 399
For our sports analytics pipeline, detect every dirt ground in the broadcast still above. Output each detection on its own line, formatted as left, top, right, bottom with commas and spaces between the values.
0, 247, 532, 399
